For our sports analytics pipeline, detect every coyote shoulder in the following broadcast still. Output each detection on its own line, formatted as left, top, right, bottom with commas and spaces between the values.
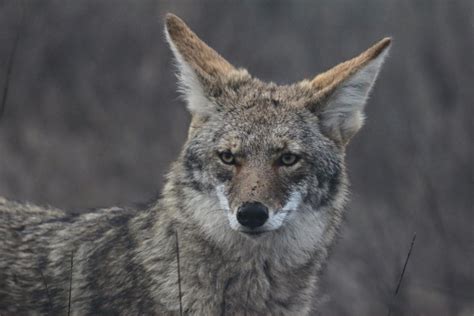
0, 14, 390, 315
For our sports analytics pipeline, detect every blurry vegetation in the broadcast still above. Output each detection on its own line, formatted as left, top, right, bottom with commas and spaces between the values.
0, 0, 472, 314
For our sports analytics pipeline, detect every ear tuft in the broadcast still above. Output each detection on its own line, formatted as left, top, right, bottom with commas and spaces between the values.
165, 14, 245, 117
311, 37, 391, 93
311, 37, 392, 145
165, 14, 235, 79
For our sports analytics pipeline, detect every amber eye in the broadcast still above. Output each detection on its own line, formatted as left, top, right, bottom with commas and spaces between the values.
219, 151, 236, 165
279, 153, 299, 166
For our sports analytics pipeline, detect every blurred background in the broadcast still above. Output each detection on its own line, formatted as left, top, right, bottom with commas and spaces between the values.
0, 0, 472, 314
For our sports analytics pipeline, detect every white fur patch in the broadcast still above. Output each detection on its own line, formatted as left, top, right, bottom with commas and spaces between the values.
216, 185, 240, 230
266, 211, 288, 230
216, 187, 306, 231
216, 185, 230, 212
227, 212, 240, 230
321, 49, 390, 142
164, 26, 215, 117
266, 191, 302, 230
282, 191, 303, 212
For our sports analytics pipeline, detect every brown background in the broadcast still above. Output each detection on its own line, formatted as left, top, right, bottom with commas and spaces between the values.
0, 1, 472, 314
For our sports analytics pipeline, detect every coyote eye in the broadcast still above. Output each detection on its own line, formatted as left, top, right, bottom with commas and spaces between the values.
278, 153, 299, 167
219, 151, 236, 165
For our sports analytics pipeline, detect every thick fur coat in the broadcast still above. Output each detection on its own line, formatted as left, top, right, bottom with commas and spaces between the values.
0, 14, 390, 315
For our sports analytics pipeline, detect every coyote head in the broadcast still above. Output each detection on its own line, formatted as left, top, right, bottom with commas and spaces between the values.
164, 14, 390, 240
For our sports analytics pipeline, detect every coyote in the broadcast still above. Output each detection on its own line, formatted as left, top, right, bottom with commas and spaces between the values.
0, 14, 390, 315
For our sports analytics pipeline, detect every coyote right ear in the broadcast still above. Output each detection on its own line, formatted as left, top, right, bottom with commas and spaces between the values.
308, 38, 391, 146
165, 14, 248, 117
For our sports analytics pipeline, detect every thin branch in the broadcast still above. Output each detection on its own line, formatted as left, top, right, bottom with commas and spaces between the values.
244, 274, 252, 316
394, 233, 417, 295
175, 230, 183, 316
37, 267, 53, 312
387, 232, 417, 316
0, 0, 24, 121
68, 251, 74, 316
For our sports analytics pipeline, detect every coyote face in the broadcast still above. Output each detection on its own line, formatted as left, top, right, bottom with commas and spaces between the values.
182, 84, 345, 236
165, 15, 391, 240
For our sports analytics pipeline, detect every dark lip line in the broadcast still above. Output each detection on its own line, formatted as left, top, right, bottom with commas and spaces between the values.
240, 230, 268, 236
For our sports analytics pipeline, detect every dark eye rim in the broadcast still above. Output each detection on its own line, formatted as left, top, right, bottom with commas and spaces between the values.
218, 151, 236, 165
278, 153, 300, 166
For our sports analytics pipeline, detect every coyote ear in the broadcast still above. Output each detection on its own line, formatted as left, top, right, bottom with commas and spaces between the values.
165, 14, 245, 117
311, 38, 391, 145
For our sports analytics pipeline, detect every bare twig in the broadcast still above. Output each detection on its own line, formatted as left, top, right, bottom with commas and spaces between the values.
0, 0, 24, 121
175, 230, 183, 316
387, 232, 417, 316
394, 233, 417, 295
37, 267, 53, 312
244, 273, 252, 316
68, 251, 74, 316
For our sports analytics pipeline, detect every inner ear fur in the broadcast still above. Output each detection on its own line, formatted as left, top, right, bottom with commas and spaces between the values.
308, 38, 391, 145
164, 13, 250, 118
165, 14, 236, 82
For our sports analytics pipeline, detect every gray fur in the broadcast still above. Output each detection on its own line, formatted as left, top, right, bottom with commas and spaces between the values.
0, 14, 389, 315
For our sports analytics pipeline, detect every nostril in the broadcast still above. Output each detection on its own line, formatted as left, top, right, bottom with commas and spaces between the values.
236, 202, 269, 229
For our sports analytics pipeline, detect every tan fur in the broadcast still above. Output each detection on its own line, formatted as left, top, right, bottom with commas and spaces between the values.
311, 37, 391, 100
166, 14, 238, 82
0, 13, 391, 315
166, 11, 390, 105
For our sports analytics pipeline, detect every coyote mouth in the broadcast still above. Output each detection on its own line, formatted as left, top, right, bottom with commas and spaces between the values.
240, 229, 268, 237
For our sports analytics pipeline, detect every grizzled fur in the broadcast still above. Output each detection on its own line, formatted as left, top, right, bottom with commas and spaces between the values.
0, 14, 390, 315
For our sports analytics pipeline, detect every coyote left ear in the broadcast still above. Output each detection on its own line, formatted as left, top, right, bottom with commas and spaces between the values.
165, 14, 247, 117
311, 38, 391, 145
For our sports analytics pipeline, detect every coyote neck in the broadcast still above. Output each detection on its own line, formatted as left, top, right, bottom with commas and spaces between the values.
139, 182, 327, 315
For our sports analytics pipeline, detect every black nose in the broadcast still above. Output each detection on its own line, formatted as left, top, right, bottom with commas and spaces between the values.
237, 202, 269, 229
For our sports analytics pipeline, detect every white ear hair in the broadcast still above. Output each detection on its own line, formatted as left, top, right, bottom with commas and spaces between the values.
164, 14, 241, 117
319, 47, 390, 144
164, 27, 215, 117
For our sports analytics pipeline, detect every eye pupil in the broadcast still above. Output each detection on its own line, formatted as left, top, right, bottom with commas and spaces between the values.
280, 153, 298, 166
219, 151, 235, 164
